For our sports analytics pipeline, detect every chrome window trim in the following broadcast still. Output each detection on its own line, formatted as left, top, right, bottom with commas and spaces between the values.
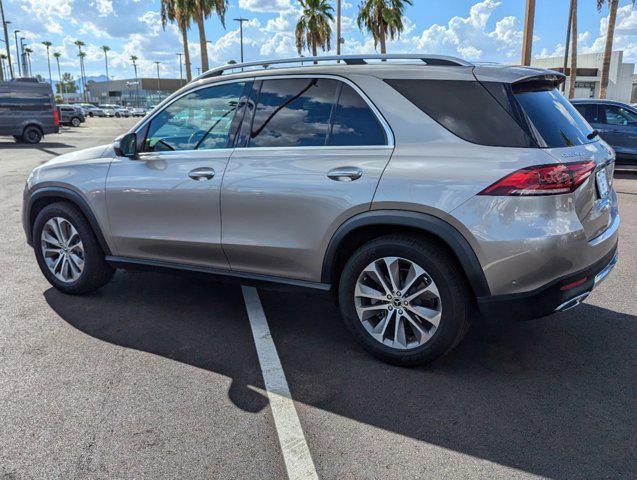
133, 73, 395, 153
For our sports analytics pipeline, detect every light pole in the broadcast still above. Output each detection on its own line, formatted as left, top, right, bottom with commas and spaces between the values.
13, 29, 20, 76
19, 37, 27, 77
234, 17, 248, 63
0, 1, 12, 78
154, 61, 161, 102
177, 52, 184, 84
336, 0, 342, 59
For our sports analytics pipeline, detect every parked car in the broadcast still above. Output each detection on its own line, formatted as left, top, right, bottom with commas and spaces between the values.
571, 99, 637, 171
57, 105, 85, 127
98, 104, 130, 117
0, 80, 59, 143
76, 103, 106, 117
128, 107, 147, 117
22, 55, 619, 366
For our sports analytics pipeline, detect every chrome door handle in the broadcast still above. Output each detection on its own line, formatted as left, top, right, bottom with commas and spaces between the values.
188, 167, 215, 181
327, 167, 363, 182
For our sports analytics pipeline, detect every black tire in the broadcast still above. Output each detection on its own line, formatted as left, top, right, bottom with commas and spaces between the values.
338, 234, 471, 366
71, 117, 81, 127
115, 112, 121, 117
22, 126, 43, 144
88, 112, 94, 117
32, 202, 115, 294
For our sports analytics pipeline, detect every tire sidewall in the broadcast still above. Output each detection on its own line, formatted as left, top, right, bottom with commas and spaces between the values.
71, 117, 81, 127
23, 127, 42, 144
32, 203, 108, 294
339, 239, 466, 364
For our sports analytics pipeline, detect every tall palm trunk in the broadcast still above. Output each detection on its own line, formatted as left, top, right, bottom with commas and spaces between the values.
181, 22, 192, 81
568, 0, 578, 99
379, 31, 387, 54
196, 13, 209, 73
56, 58, 64, 94
599, 0, 618, 99
562, 0, 574, 92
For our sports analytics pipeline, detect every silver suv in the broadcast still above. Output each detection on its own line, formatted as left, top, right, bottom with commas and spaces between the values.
23, 54, 619, 365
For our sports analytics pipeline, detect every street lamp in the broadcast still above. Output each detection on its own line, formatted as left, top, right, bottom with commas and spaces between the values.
234, 17, 248, 64
153, 61, 161, 101
0, 2, 13, 78
176, 52, 184, 84
13, 29, 19, 76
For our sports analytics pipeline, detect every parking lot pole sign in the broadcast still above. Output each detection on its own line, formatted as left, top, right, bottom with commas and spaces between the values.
0, 0, 12, 78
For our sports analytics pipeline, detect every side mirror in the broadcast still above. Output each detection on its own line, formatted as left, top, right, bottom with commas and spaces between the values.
114, 132, 138, 159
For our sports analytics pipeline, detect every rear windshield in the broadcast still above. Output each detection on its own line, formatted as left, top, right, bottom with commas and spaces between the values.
512, 82, 594, 148
386, 78, 594, 148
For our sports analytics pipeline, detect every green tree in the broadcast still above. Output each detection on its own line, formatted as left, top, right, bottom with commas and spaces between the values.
295, 0, 334, 59
58, 72, 78, 94
161, 0, 193, 81
192, 0, 228, 73
357, 0, 413, 55
41, 41, 53, 84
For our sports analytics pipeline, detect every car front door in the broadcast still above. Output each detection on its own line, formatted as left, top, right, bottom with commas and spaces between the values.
105, 81, 248, 268
221, 77, 394, 282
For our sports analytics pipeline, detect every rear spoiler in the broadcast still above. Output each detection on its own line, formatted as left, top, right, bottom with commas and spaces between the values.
473, 64, 566, 87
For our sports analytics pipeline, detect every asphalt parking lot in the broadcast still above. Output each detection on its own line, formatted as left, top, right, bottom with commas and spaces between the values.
1, 118, 635, 480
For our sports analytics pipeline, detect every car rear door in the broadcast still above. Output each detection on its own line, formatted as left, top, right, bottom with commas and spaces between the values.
105, 80, 248, 268
597, 103, 637, 156
221, 76, 394, 282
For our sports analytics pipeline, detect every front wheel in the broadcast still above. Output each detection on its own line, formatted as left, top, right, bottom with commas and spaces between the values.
71, 117, 81, 127
33, 202, 115, 294
338, 234, 471, 366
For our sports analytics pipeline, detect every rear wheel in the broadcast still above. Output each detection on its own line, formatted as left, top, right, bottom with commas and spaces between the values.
338, 234, 471, 366
22, 126, 42, 144
33, 202, 115, 294
71, 117, 81, 127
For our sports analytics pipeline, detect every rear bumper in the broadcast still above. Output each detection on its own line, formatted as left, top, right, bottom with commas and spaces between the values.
477, 244, 618, 320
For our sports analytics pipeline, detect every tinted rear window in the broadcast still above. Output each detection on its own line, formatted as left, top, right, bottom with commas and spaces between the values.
329, 84, 386, 146
385, 79, 535, 148
513, 84, 594, 147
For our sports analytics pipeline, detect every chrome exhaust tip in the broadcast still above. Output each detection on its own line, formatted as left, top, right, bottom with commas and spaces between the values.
555, 291, 591, 312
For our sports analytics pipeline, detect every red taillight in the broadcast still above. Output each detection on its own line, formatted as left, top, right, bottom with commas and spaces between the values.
560, 277, 588, 291
479, 161, 596, 196
53, 109, 60, 126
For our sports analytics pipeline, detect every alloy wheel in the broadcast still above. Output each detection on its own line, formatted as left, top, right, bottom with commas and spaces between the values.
354, 257, 442, 350
40, 217, 85, 283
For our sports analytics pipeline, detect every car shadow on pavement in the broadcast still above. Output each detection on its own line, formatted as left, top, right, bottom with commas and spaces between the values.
45, 271, 636, 480
0, 141, 76, 149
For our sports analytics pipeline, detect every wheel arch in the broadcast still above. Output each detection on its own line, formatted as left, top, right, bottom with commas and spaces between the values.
26, 186, 112, 255
321, 210, 490, 298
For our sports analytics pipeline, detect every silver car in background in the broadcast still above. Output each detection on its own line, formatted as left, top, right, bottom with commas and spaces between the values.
22, 54, 619, 365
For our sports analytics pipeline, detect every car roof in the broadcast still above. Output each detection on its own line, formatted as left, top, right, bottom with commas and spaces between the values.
571, 99, 633, 107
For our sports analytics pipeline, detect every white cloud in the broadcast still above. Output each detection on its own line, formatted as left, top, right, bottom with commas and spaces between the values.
238, 0, 294, 13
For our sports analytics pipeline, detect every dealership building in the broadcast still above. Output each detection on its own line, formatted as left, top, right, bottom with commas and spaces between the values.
531, 50, 634, 103
86, 78, 186, 106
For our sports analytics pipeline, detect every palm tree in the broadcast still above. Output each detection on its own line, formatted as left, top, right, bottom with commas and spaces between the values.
102, 45, 111, 80
192, 0, 228, 73
24, 47, 33, 77
568, 0, 577, 99
597, 0, 635, 99
357, 0, 413, 55
53, 51, 64, 94
42, 41, 53, 84
130, 55, 140, 106
295, 0, 334, 60
74, 40, 86, 101
161, 0, 193, 81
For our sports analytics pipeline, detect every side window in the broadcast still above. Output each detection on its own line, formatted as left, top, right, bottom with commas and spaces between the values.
248, 78, 337, 147
329, 84, 386, 146
574, 104, 599, 124
602, 105, 637, 126
144, 82, 245, 152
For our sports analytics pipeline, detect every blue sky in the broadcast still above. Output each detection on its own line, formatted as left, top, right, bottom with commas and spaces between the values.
2, 0, 637, 81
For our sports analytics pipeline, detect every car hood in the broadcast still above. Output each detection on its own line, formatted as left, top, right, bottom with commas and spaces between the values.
40, 144, 112, 168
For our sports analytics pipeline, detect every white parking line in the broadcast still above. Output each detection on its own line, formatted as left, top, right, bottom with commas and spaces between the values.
241, 286, 319, 480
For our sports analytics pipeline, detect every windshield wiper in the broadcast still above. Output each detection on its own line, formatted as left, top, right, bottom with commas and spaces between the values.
587, 130, 599, 140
